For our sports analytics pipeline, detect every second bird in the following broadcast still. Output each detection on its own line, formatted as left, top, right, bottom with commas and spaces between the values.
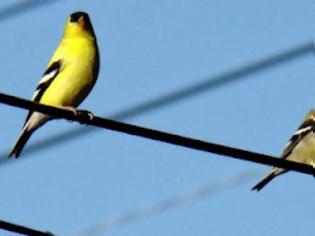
252, 109, 315, 191
9, 11, 100, 158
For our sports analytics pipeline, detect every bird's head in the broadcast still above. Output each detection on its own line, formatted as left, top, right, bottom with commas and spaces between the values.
64, 11, 95, 38
304, 109, 315, 122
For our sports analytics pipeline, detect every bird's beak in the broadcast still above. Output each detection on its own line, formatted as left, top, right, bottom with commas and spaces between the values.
78, 16, 85, 28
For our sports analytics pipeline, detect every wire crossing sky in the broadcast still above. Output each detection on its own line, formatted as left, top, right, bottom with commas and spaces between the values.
0, 0, 59, 20
0, 219, 54, 236
76, 171, 260, 236
1, 91, 315, 175
0, 42, 311, 160
0, 1, 314, 236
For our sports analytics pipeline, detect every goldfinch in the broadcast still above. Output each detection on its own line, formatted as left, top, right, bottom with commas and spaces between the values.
252, 109, 315, 191
9, 11, 100, 158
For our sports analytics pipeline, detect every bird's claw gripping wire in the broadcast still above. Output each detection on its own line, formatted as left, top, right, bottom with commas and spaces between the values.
76, 109, 95, 124
64, 106, 94, 124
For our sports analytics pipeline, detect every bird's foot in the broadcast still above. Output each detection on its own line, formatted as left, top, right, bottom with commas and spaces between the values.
63, 106, 94, 124
76, 109, 95, 123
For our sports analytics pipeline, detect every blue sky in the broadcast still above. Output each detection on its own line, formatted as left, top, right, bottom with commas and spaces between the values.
0, 0, 314, 235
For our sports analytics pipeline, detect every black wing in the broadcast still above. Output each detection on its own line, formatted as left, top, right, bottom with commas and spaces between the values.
24, 60, 62, 125
281, 119, 315, 159
32, 60, 62, 102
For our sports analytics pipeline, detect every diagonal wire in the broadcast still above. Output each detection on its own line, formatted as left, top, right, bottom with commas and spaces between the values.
1, 42, 312, 159
74, 171, 259, 236
0, 219, 54, 236
1, 91, 315, 176
0, 0, 59, 21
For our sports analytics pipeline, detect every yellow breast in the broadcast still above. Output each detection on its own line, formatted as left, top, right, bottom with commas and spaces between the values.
40, 35, 98, 108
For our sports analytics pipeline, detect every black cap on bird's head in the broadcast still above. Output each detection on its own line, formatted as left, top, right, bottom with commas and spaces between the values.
70, 11, 89, 23
67, 11, 95, 35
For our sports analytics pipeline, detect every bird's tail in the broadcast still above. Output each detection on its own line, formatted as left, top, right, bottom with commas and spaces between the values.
8, 127, 34, 158
251, 168, 286, 191
9, 112, 49, 158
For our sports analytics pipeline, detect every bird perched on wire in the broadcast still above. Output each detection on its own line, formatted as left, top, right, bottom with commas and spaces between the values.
9, 11, 100, 158
252, 109, 315, 191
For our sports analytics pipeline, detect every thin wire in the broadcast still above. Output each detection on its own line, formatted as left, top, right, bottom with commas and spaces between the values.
74, 171, 260, 236
0, 92, 314, 175
0, 4, 311, 236
0, 219, 54, 236
0, 0, 59, 20
1, 42, 312, 159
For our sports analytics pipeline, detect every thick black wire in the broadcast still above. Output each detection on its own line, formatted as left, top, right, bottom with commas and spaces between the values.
0, 219, 54, 236
0, 92, 314, 175
0, 3, 311, 235
1, 42, 312, 159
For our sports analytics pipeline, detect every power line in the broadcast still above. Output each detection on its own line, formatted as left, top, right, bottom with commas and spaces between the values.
0, 219, 54, 236
1, 42, 312, 159
0, 92, 314, 175
75, 171, 260, 236
0, 0, 59, 20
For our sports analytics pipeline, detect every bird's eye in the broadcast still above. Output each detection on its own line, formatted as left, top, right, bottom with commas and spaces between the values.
70, 15, 76, 22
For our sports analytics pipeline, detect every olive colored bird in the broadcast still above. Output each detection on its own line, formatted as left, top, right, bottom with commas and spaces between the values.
252, 109, 315, 191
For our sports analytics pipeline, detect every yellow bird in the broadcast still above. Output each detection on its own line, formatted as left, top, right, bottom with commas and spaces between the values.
9, 11, 100, 157
252, 109, 315, 191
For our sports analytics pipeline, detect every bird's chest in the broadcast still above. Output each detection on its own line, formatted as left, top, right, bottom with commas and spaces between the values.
40, 38, 97, 107
62, 40, 96, 83
291, 133, 315, 167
